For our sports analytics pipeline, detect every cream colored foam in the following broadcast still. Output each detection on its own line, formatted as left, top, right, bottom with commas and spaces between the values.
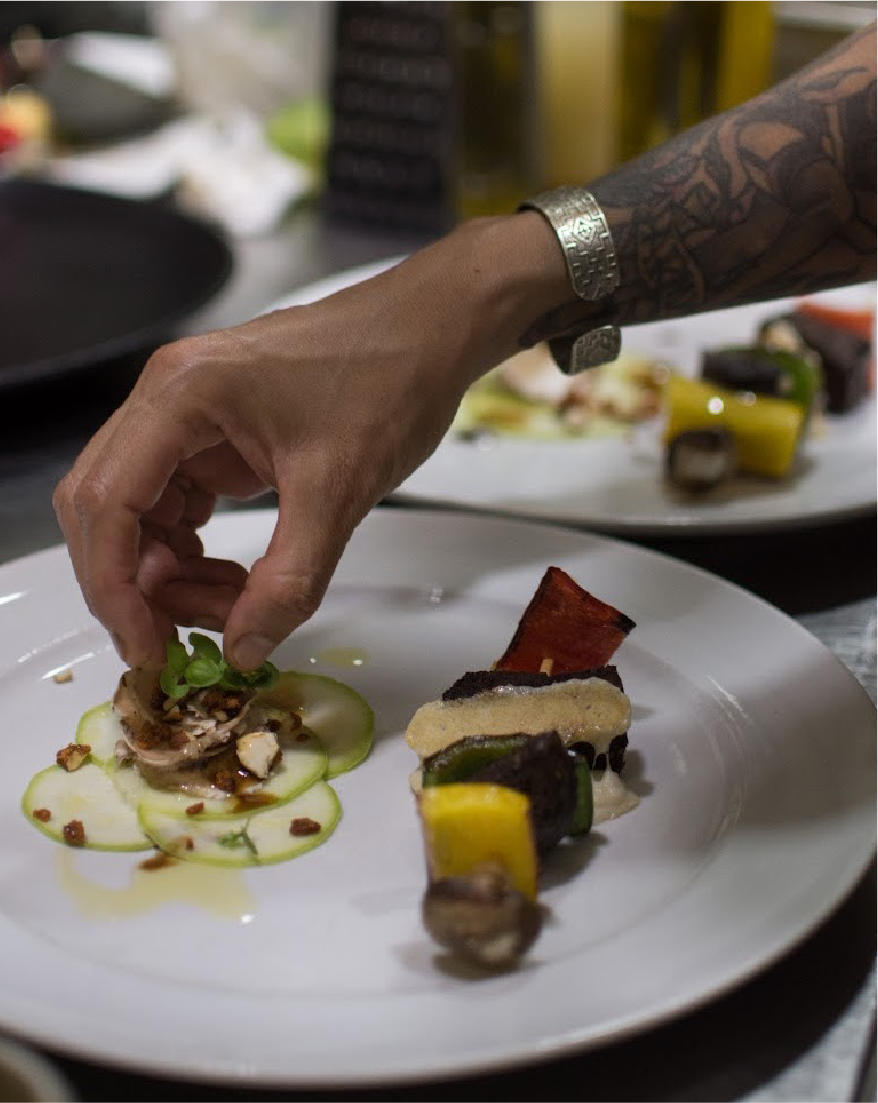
405, 678, 631, 760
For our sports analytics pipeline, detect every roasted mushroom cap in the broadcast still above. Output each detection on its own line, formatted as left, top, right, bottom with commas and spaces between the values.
422, 863, 544, 969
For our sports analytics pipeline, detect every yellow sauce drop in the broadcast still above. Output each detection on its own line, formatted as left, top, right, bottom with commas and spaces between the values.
56, 849, 257, 921
310, 647, 369, 669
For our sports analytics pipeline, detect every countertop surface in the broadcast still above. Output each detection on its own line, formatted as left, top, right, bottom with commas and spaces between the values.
0, 204, 874, 1102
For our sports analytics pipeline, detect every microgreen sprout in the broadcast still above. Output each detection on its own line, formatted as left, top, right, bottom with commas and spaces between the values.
160, 632, 279, 701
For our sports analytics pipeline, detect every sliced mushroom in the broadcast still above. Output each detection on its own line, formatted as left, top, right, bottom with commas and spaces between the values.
422, 863, 544, 969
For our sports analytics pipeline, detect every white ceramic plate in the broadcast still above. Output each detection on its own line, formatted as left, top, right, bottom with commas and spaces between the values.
0, 508, 874, 1087
269, 261, 876, 534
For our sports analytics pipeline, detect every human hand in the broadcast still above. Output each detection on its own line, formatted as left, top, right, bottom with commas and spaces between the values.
53, 215, 569, 671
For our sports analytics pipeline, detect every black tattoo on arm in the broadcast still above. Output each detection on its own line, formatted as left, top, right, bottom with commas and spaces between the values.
523, 22, 876, 347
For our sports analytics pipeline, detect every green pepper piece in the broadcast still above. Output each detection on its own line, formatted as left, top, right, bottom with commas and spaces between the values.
763, 349, 822, 419
421, 734, 532, 788
570, 756, 593, 835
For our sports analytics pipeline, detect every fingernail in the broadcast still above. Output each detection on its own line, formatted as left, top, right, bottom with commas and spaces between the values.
230, 634, 274, 671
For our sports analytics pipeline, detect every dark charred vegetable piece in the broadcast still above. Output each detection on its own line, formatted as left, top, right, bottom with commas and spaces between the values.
495, 567, 636, 674
666, 427, 737, 492
702, 346, 821, 417
422, 734, 531, 788
570, 732, 629, 774
789, 310, 871, 414
469, 732, 577, 853
702, 347, 786, 397
422, 864, 544, 969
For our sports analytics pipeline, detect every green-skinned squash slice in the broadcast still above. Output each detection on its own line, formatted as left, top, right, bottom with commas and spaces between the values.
75, 701, 119, 766
22, 763, 151, 851
111, 730, 328, 818
139, 780, 341, 866
257, 671, 374, 777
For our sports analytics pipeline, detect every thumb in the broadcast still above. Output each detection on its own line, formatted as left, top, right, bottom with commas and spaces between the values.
222, 471, 361, 670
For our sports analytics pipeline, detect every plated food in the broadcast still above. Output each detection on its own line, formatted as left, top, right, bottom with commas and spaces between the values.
22, 633, 373, 867
406, 566, 638, 969
451, 296, 874, 498
663, 298, 874, 492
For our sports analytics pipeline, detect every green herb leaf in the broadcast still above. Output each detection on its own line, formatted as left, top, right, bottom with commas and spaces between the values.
184, 658, 222, 687
188, 632, 222, 664
218, 667, 245, 690
160, 667, 188, 700
217, 828, 256, 854
166, 639, 189, 675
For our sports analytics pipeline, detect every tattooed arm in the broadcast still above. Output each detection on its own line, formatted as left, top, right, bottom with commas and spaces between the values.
54, 25, 876, 668
524, 21, 877, 346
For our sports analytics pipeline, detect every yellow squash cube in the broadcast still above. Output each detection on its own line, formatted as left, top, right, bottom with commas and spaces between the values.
419, 783, 538, 900
664, 374, 805, 479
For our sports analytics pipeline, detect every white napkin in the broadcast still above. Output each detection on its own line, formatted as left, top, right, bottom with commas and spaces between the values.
49, 110, 312, 236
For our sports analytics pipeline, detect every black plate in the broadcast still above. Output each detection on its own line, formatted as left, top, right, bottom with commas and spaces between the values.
0, 179, 233, 388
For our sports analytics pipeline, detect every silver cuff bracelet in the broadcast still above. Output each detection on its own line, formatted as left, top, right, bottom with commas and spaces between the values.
519, 187, 621, 375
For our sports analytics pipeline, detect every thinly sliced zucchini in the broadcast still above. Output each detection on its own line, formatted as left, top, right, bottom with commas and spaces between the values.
139, 781, 341, 867
257, 672, 374, 777
22, 763, 151, 851
75, 701, 120, 766
110, 731, 328, 819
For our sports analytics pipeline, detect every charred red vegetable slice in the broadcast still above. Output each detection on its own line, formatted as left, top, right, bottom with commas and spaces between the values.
495, 567, 635, 674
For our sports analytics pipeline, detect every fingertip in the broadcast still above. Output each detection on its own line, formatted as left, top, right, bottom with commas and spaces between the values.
226, 633, 275, 672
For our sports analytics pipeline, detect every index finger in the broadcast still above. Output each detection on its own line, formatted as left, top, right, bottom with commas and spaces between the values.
58, 401, 219, 666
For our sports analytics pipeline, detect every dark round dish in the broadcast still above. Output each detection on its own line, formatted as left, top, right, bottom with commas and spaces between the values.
0, 178, 233, 388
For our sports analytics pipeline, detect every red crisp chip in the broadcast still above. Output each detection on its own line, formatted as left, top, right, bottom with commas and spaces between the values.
495, 567, 636, 674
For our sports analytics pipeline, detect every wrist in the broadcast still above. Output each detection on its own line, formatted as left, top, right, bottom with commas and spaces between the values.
445, 212, 577, 376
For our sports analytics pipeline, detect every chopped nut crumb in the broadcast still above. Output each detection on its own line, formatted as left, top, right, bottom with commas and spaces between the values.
213, 770, 238, 793
63, 819, 86, 847
32, 808, 51, 823
167, 729, 189, 750
140, 851, 175, 871
185, 802, 204, 816
53, 669, 74, 684
290, 817, 321, 837
56, 743, 90, 772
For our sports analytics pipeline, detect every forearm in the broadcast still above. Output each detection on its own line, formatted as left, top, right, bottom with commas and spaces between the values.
522, 22, 877, 346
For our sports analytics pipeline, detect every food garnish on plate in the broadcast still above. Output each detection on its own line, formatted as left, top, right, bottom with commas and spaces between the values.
453, 343, 666, 441
22, 633, 373, 867
407, 567, 638, 970
664, 298, 874, 493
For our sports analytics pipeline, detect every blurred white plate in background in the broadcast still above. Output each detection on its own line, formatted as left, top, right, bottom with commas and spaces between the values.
270, 263, 876, 534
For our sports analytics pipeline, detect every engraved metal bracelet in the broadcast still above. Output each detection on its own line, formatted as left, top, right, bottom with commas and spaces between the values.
519, 187, 622, 374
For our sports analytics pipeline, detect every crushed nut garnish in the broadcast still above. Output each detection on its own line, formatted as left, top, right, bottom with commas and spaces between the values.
140, 851, 176, 871
167, 730, 189, 750
290, 817, 321, 837
213, 770, 238, 793
53, 668, 74, 684
56, 743, 90, 772
32, 808, 51, 823
185, 802, 204, 816
63, 819, 86, 847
